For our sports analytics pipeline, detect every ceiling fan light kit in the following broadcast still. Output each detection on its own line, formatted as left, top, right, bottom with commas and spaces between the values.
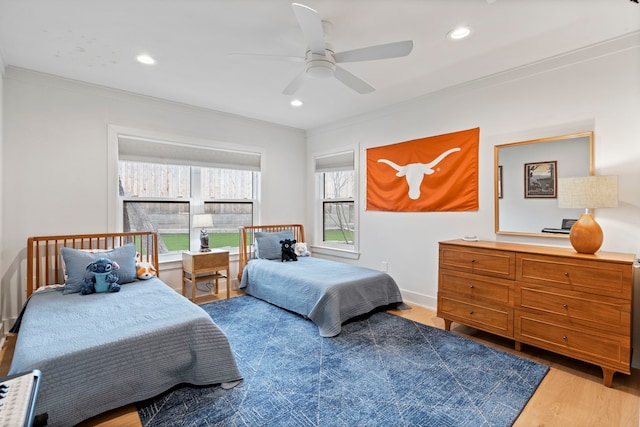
305, 51, 336, 78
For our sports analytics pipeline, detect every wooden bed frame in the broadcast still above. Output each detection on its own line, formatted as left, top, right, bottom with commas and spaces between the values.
26, 231, 159, 297
237, 224, 305, 279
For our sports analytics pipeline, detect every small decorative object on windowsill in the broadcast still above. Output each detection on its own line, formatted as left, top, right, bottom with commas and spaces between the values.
558, 175, 618, 254
192, 214, 214, 252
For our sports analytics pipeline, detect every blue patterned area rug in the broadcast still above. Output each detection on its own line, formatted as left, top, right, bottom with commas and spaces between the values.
137, 296, 548, 426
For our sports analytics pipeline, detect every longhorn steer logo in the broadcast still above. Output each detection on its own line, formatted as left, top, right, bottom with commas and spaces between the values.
377, 148, 461, 200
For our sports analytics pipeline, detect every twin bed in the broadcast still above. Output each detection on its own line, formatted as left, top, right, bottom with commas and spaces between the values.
238, 224, 408, 337
9, 232, 241, 427
9, 226, 405, 425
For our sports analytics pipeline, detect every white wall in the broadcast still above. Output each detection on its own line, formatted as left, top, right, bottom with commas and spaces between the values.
306, 41, 640, 365
1, 67, 306, 323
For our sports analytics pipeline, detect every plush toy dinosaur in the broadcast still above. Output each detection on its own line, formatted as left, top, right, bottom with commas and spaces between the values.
81, 258, 121, 294
280, 239, 298, 262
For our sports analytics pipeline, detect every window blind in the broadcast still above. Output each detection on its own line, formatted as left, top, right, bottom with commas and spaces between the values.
118, 136, 261, 171
314, 150, 354, 172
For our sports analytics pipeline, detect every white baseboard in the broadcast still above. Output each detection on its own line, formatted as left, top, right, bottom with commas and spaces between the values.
398, 289, 436, 311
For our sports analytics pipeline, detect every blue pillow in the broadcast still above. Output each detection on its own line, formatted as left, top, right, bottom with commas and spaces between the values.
61, 243, 138, 294
254, 230, 294, 260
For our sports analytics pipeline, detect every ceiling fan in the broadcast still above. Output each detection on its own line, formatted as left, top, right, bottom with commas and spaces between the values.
241, 3, 414, 95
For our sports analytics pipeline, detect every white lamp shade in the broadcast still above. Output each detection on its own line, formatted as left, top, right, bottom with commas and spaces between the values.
558, 175, 618, 209
192, 214, 213, 229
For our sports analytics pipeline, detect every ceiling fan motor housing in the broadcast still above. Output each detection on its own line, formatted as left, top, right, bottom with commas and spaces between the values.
305, 51, 335, 78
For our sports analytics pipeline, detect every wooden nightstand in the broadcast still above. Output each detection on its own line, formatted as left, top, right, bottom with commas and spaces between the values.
182, 250, 230, 303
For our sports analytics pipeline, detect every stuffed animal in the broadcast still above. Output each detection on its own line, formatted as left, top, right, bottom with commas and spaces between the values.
135, 252, 157, 280
280, 239, 298, 262
81, 258, 121, 294
136, 260, 157, 280
294, 242, 311, 257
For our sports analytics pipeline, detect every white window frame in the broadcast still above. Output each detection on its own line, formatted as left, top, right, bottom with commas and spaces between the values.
311, 147, 359, 259
107, 125, 263, 262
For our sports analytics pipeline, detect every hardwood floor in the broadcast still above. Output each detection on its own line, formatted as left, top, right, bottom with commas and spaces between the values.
2, 291, 638, 426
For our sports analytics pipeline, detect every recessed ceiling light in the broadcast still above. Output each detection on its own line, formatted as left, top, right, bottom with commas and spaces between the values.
290, 99, 303, 107
448, 27, 471, 40
136, 54, 156, 65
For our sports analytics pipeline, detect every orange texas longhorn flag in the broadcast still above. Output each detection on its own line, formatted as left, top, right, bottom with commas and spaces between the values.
366, 127, 479, 212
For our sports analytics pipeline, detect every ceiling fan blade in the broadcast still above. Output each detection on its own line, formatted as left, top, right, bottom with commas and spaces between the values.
283, 70, 307, 95
229, 53, 304, 63
335, 40, 413, 63
334, 66, 375, 94
292, 3, 326, 54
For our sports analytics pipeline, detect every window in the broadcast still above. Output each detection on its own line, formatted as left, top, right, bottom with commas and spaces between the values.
118, 137, 260, 257
315, 150, 356, 249
123, 200, 190, 252
323, 172, 355, 244
120, 162, 255, 255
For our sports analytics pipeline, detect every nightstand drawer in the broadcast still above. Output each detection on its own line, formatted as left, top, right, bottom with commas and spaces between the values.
183, 250, 229, 272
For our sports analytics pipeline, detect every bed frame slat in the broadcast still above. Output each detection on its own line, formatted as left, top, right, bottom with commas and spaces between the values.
237, 224, 305, 279
26, 231, 159, 297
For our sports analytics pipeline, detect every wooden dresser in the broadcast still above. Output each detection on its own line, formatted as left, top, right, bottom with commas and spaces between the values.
437, 239, 635, 387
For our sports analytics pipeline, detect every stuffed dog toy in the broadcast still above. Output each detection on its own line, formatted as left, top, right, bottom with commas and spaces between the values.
136, 252, 157, 280
136, 261, 157, 280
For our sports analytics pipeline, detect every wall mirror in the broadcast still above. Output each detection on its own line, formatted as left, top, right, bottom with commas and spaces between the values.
494, 131, 594, 237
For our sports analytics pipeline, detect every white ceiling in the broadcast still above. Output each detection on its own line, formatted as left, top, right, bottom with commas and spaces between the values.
1, 0, 639, 130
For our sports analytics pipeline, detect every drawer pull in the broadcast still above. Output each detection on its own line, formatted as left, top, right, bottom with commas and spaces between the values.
562, 335, 568, 341
564, 272, 569, 277
469, 311, 474, 315
562, 304, 568, 309
469, 285, 474, 289
471, 259, 476, 264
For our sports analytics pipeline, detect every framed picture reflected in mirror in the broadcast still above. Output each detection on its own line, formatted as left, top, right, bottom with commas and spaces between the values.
524, 160, 557, 198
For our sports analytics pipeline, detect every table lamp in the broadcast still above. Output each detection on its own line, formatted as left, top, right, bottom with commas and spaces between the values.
558, 175, 618, 254
192, 214, 213, 252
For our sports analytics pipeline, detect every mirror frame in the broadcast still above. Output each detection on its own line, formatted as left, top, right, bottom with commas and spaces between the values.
494, 131, 594, 237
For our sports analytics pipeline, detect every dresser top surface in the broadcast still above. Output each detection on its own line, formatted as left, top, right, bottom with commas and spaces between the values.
439, 239, 635, 264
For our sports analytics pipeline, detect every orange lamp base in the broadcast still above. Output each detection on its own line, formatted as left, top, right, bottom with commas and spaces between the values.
569, 213, 603, 254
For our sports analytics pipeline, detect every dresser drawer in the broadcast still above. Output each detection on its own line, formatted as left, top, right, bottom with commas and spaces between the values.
516, 253, 632, 299
516, 284, 631, 333
515, 313, 631, 372
438, 296, 513, 338
440, 245, 515, 280
440, 270, 513, 305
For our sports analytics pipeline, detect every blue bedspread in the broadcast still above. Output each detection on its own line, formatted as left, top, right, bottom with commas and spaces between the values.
240, 257, 407, 337
9, 278, 242, 427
